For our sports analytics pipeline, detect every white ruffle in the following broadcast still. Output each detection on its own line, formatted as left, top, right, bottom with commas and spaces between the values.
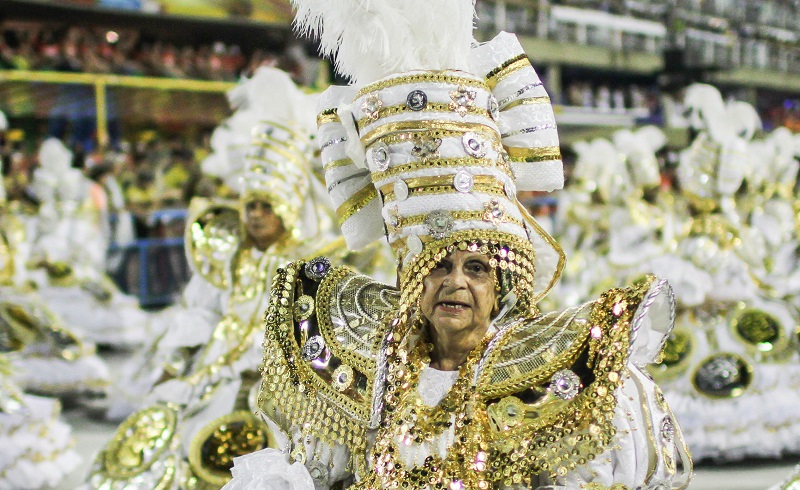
9, 354, 110, 396
0, 394, 81, 489
222, 448, 315, 490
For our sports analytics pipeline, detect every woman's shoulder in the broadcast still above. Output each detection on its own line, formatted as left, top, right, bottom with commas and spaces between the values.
477, 275, 674, 398
470, 276, 677, 480
258, 258, 399, 455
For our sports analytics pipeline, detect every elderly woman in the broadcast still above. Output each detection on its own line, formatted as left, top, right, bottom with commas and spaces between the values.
223, 0, 691, 488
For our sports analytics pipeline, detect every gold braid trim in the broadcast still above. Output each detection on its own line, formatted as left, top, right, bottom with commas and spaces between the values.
383, 181, 505, 202
396, 210, 524, 230
336, 185, 378, 225
323, 158, 354, 172
505, 145, 562, 163
501, 95, 551, 112
317, 108, 340, 127
361, 120, 499, 148
486, 55, 530, 89
356, 73, 487, 100
372, 156, 513, 183
356, 102, 490, 131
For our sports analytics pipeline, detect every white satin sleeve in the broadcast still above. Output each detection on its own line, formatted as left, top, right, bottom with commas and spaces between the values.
536, 278, 692, 490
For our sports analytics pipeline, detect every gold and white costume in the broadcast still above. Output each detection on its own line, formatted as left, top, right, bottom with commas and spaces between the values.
0, 137, 110, 397
26, 138, 151, 348
641, 86, 800, 461
223, 2, 691, 488
85, 67, 339, 490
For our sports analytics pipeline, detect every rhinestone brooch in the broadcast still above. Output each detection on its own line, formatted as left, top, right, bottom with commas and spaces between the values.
369, 142, 391, 171
362, 93, 383, 122
453, 171, 474, 193
302, 335, 326, 361
550, 369, 582, 400
304, 257, 331, 281
406, 90, 428, 111
462, 132, 487, 158
426, 210, 455, 240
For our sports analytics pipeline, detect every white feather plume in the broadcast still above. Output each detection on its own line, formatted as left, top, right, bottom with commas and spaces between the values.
291, 0, 475, 84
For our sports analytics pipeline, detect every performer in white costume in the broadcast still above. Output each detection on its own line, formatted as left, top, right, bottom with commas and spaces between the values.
26, 137, 150, 348
103, 67, 325, 420
222, 1, 691, 488
646, 84, 800, 461
0, 114, 110, 398
85, 67, 341, 490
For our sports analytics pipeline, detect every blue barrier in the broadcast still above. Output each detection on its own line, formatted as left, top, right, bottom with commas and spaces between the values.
108, 236, 190, 308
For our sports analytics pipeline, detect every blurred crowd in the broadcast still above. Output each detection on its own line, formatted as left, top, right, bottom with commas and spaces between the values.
1, 132, 224, 240
0, 23, 296, 81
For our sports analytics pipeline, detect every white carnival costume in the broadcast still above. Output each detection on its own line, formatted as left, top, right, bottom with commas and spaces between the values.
646, 84, 800, 461
26, 138, 150, 348
0, 130, 110, 397
222, 1, 690, 488
85, 67, 340, 490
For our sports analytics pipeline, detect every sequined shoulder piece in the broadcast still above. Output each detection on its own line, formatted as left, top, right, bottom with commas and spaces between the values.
259, 258, 399, 474
185, 200, 241, 289
477, 303, 594, 399
478, 276, 659, 480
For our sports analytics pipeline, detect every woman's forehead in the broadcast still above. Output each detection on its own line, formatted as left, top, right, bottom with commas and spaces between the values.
442, 250, 490, 263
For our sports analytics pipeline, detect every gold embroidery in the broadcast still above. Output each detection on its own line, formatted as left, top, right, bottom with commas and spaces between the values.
336, 185, 378, 224
356, 72, 487, 100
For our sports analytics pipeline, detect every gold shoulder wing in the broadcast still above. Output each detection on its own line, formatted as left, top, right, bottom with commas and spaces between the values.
258, 258, 399, 474
185, 199, 241, 289
477, 276, 660, 480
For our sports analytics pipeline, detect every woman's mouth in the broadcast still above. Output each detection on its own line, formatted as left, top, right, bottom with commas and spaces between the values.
436, 301, 470, 313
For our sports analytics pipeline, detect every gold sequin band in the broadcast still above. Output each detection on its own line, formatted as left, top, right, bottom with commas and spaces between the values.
361, 120, 499, 148
505, 146, 562, 163
372, 156, 512, 183
356, 102, 491, 131
336, 185, 378, 224
500, 96, 551, 112
356, 73, 488, 100
247, 144, 305, 167
380, 175, 505, 201
486, 55, 530, 89
317, 108, 340, 127
323, 158, 354, 172
396, 210, 523, 230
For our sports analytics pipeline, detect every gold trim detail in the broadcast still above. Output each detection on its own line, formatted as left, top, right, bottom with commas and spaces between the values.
371, 156, 513, 183
505, 146, 562, 163
323, 158, 354, 172
501, 96, 551, 112
356, 102, 490, 131
336, 185, 378, 225
380, 175, 505, 202
356, 72, 487, 100
317, 108, 340, 127
361, 120, 498, 148
485, 54, 528, 84
486, 55, 530, 89
396, 210, 524, 230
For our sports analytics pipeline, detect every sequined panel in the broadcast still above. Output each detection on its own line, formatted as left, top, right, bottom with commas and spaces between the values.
185, 202, 241, 289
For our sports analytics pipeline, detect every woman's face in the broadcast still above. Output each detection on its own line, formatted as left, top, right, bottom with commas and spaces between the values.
421, 250, 497, 337
244, 199, 285, 251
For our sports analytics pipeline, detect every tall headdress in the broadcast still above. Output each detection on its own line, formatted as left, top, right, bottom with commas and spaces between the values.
201, 67, 325, 242
299, 0, 565, 315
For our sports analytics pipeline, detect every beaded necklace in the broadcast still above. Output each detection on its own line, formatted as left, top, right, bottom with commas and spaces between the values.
354, 325, 494, 488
